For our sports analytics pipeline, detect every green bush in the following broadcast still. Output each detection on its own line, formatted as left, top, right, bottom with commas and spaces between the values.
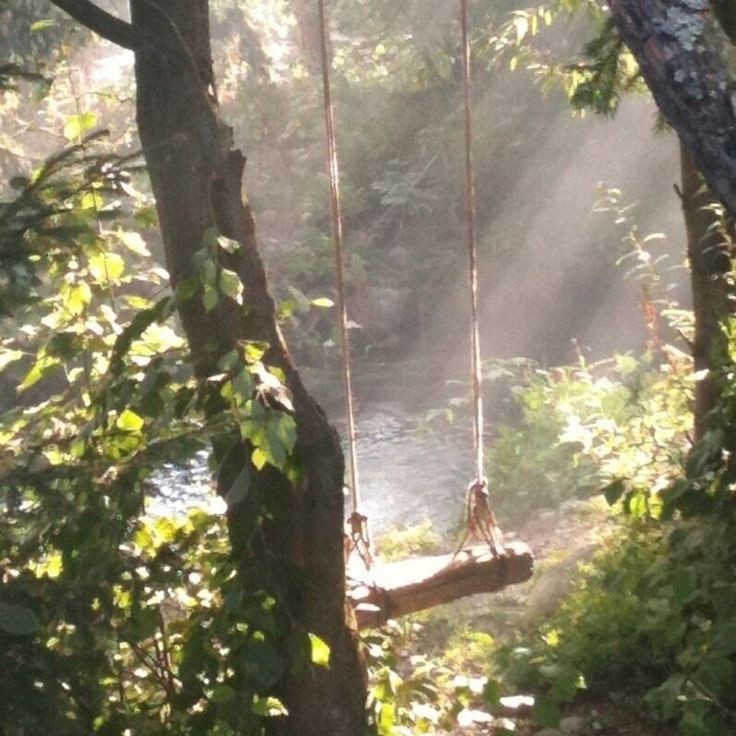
485, 352, 691, 523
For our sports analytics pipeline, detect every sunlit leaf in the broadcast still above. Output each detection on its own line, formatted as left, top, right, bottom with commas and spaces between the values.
115, 229, 150, 256
220, 268, 243, 304
0, 349, 23, 372
18, 355, 60, 392
252, 696, 288, 717
252, 447, 268, 470
308, 633, 331, 667
116, 409, 144, 433
63, 112, 98, 141
64, 282, 92, 316
89, 251, 125, 282
80, 190, 104, 211
310, 297, 334, 308
30, 19, 55, 32
217, 234, 241, 254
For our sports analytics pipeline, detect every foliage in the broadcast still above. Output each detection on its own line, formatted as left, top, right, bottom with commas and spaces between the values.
486, 323, 736, 734
375, 520, 443, 562
0, 132, 305, 733
0, 130, 141, 315
484, 350, 691, 523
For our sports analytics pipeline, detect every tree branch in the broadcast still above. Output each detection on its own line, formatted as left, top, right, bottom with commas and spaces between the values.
610, 0, 736, 216
49, 0, 140, 49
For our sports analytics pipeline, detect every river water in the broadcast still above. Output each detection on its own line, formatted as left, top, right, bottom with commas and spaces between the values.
152, 361, 474, 536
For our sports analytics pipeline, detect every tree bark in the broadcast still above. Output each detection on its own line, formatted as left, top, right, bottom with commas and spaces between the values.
679, 139, 735, 440
609, 1, 736, 436
290, 0, 325, 74
610, 0, 736, 216
127, 2, 366, 733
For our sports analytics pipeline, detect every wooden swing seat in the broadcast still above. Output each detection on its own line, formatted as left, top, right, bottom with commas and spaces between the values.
348, 541, 534, 629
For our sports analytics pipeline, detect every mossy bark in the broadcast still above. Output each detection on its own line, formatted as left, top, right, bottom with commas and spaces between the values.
611, 0, 736, 213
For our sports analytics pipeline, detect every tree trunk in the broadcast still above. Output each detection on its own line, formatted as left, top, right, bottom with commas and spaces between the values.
679, 141, 735, 440
610, 0, 736, 216
290, 0, 325, 74
129, 2, 366, 733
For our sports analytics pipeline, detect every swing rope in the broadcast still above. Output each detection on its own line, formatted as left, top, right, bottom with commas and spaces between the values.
461, 0, 484, 487
458, 0, 504, 557
315, 0, 503, 572
316, 0, 371, 567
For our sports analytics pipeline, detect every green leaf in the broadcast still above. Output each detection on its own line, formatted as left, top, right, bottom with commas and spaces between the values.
210, 685, 236, 703
63, 112, 98, 141
116, 409, 144, 433
0, 601, 40, 635
695, 656, 734, 700
18, 355, 61, 392
231, 369, 254, 406
203, 284, 218, 312
241, 638, 284, 687
483, 679, 502, 706
89, 251, 125, 282
671, 568, 696, 605
217, 235, 241, 254
109, 296, 172, 372
30, 19, 55, 32
114, 229, 150, 256
309, 633, 331, 667
219, 268, 243, 304
713, 621, 736, 656
252, 447, 268, 470
225, 467, 251, 507
64, 282, 92, 316
0, 349, 23, 372
310, 297, 334, 308
532, 696, 561, 728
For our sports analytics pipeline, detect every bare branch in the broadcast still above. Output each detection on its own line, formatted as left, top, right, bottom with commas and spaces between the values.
49, 0, 140, 49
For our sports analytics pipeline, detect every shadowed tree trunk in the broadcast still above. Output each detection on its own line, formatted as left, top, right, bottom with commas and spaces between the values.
49, 1, 367, 733
679, 137, 735, 440
610, 0, 736, 436
677, 4, 736, 439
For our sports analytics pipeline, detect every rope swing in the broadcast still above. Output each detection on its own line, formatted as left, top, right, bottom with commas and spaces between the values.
316, 0, 372, 570
315, 0, 532, 625
455, 0, 504, 558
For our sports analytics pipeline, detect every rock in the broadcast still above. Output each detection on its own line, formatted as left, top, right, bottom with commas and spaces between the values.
350, 285, 417, 352
533, 729, 563, 736
560, 715, 586, 734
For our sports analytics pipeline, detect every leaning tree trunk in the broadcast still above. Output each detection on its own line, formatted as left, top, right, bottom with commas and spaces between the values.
610, 1, 736, 437
610, 0, 736, 216
129, 2, 366, 733
679, 141, 735, 441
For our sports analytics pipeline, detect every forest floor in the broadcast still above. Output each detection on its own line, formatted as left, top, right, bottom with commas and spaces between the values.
378, 499, 678, 736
